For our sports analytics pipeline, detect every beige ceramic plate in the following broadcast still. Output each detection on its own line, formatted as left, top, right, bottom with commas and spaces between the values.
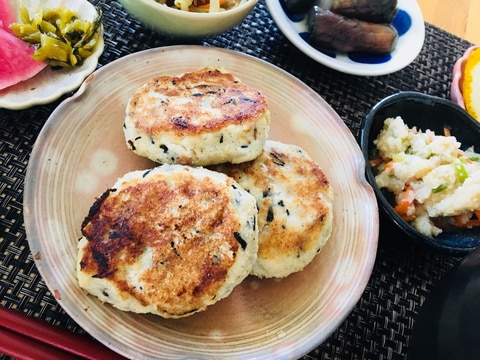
0, 0, 104, 110
24, 46, 378, 359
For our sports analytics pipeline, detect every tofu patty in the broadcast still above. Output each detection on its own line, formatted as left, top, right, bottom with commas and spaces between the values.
77, 164, 258, 318
124, 67, 270, 166
212, 140, 334, 278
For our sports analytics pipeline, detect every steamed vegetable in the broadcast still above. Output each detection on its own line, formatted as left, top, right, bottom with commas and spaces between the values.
316, 0, 398, 23
307, 7, 398, 54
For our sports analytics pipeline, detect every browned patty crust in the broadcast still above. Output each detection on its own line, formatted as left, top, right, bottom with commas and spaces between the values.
127, 67, 268, 136
124, 67, 270, 165
78, 165, 258, 318
212, 140, 334, 278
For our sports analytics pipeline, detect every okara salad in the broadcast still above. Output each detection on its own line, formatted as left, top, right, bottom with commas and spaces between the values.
371, 116, 480, 237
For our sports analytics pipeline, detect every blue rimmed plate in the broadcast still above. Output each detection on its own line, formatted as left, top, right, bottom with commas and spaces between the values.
266, 0, 425, 76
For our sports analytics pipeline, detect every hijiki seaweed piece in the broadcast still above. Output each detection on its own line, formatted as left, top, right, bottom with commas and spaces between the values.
10, 6, 102, 68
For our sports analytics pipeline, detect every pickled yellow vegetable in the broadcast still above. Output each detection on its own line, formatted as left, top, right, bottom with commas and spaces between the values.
10, 6, 102, 68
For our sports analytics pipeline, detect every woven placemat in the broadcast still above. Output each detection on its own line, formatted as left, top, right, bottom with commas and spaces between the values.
0, 0, 474, 358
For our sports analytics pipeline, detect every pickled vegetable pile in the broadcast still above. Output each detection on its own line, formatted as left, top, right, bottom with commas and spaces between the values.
11, 6, 102, 68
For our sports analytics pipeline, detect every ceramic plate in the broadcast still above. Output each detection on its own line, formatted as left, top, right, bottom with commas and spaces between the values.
0, 0, 104, 110
24, 46, 378, 359
266, 0, 425, 76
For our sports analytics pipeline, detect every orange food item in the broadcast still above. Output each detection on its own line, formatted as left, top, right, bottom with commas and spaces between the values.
394, 184, 415, 220
463, 47, 480, 121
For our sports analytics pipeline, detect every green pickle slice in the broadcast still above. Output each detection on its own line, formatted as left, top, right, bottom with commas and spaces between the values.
10, 6, 102, 68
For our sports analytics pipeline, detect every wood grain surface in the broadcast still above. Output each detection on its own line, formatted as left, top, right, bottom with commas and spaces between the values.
417, 0, 479, 44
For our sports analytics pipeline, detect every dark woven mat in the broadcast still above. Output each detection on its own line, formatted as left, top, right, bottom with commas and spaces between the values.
0, 0, 474, 358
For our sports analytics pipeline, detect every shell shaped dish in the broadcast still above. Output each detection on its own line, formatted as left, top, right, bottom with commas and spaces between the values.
361, 91, 480, 254
24, 46, 378, 359
0, 0, 104, 110
266, 0, 425, 76
118, 0, 257, 39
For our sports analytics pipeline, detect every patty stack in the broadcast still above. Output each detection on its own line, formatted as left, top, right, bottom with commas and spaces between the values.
77, 67, 334, 318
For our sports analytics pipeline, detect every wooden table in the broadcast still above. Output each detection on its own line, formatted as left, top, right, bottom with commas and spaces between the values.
418, 0, 479, 44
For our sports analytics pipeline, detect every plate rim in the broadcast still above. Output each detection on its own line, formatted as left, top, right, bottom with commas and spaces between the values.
24, 45, 379, 359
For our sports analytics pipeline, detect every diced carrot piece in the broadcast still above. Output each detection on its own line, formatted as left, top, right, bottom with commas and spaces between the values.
474, 209, 480, 219
369, 157, 383, 167
383, 160, 395, 172
466, 220, 480, 228
194, 0, 227, 9
394, 185, 415, 216
454, 214, 467, 227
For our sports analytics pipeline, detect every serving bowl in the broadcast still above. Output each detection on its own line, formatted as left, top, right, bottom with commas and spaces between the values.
118, 0, 257, 39
360, 91, 480, 254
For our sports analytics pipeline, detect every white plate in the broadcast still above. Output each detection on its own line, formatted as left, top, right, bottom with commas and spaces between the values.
266, 0, 425, 76
24, 46, 378, 359
0, 0, 104, 110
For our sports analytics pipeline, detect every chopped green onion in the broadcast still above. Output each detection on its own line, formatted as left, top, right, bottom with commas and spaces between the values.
432, 183, 448, 193
392, 153, 405, 162
453, 158, 469, 183
465, 150, 480, 162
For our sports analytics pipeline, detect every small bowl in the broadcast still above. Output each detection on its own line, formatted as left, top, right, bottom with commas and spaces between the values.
360, 91, 480, 254
451, 45, 480, 109
118, 0, 257, 39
